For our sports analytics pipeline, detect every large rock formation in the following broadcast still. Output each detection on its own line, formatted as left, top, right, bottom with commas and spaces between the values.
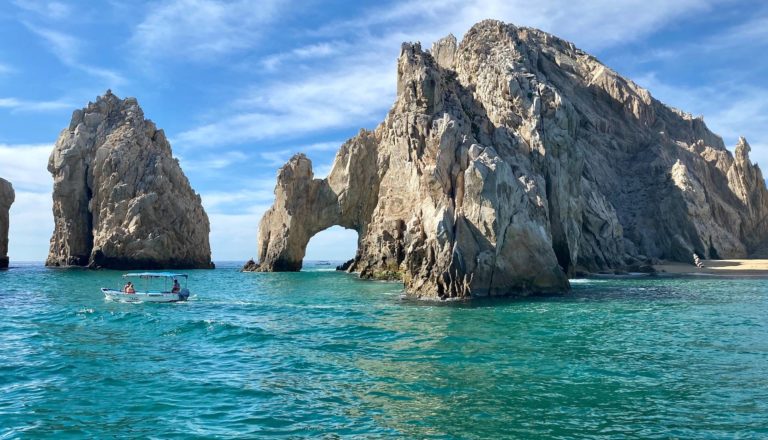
0, 178, 14, 268
47, 91, 213, 269
249, 20, 768, 299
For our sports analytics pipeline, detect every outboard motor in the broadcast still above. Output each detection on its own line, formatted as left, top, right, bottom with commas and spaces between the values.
178, 288, 191, 301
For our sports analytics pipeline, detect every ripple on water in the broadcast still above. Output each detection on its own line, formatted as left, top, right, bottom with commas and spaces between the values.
1, 267, 767, 438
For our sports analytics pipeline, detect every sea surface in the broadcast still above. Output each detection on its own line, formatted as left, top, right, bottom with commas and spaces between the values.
1, 261, 767, 439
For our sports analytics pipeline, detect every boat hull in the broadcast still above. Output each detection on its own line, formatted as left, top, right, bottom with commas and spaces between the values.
101, 288, 190, 303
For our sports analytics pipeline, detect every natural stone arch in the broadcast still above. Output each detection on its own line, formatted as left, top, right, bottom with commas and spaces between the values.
250, 132, 380, 272
304, 225, 359, 263
246, 21, 768, 300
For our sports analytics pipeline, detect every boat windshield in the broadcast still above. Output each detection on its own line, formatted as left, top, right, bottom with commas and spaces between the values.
122, 272, 188, 279
118, 272, 188, 293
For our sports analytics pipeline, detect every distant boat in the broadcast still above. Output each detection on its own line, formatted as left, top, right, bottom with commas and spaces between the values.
316, 261, 332, 265
101, 272, 191, 303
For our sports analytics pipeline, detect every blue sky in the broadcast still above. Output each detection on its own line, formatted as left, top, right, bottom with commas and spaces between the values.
0, 0, 766, 263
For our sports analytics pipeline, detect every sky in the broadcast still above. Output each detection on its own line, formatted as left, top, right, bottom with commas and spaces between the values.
0, 0, 767, 263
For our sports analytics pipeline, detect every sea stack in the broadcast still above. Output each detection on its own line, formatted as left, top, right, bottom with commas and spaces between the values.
0, 178, 14, 268
249, 20, 768, 299
47, 91, 213, 269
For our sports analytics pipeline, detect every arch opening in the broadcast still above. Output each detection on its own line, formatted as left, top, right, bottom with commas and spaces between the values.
303, 225, 359, 270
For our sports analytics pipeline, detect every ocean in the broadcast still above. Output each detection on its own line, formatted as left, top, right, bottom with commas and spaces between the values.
1, 261, 766, 438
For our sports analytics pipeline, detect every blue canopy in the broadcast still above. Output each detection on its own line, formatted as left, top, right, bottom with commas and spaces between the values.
122, 272, 188, 279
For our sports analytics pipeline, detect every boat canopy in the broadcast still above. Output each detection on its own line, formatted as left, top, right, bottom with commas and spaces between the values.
122, 272, 189, 279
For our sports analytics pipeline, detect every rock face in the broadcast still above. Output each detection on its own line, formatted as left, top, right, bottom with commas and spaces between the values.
249, 20, 768, 299
0, 178, 14, 268
47, 91, 213, 269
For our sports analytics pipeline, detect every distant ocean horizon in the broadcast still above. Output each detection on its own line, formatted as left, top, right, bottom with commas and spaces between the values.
1, 261, 767, 438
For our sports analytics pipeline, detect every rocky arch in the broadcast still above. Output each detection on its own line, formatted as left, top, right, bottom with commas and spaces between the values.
305, 226, 359, 263
248, 131, 381, 272
246, 21, 768, 299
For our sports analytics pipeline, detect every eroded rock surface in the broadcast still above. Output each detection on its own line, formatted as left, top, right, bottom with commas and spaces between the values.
0, 178, 14, 268
249, 20, 768, 299
47, 91, 213, 269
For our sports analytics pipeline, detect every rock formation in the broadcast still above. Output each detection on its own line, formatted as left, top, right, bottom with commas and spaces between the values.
0, 178, 14, 268
47, 91, 213, 269
248, 20, 768, 299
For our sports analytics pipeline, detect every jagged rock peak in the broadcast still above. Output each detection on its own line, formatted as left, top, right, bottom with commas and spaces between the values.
47, 91, 213, 269
0, 178, 14, 268
250, 20, 768, 299
430, 33, 457, 70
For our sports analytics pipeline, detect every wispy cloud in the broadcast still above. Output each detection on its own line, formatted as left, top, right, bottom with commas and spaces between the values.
0, 143, 53, 261
179, 150, 249, 172
0, 97, 73, 112
23, 22, 126, 85
176, 64, 393, 147
0, 63, 14, 75
176, 0, 728, 151
635, 72, 768, 166
130, 0, 282, 62
5, 190, 53, 262
0, 144, 52, 192
12, 0, 72, 20
258, 141, 342, 167
317, 0, 722, 51
261, 41, 344, 71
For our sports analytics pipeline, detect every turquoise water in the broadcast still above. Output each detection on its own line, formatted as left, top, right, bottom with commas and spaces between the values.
1, 262, 767, 439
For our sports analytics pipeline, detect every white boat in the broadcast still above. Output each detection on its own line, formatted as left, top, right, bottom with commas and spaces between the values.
101, 272, 192, 303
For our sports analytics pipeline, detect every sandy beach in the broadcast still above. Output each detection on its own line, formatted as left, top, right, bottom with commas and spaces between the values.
654, 259, 768, 276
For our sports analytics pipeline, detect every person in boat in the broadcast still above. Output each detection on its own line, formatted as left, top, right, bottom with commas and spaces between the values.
123, 281, 136, 294
171, 279, 181, 293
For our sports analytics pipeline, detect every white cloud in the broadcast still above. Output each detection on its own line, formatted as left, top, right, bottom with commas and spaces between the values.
176, 0, 727, 151
320, 0, 722, 51
12, 0, 72, 20
131, 0, 281, 62
0, 63, 14, 75
5, 190, 52, 262
261, 41, 344, 70
257, 141, 342, 168
208, 210, 264, 261
179, 150, 249, 172
23, 22, 126, 86
23, 23, 78, 63
0, 144, 52, 192
0, 144, 53, 261
0, 97, 73, 112
201, 180, 275, 260
634, 73, 768, 167
201, 185, 276, 213
176, 64, 394, 147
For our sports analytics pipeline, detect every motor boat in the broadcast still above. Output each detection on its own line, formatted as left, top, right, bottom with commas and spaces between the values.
101, 272, 192, 303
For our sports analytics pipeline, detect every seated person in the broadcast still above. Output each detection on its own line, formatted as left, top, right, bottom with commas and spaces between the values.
124, 282, 136, 294
171, 279, 181, 293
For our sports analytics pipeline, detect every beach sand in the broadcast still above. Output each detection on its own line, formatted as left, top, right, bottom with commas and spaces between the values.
654, 259, 768, 276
